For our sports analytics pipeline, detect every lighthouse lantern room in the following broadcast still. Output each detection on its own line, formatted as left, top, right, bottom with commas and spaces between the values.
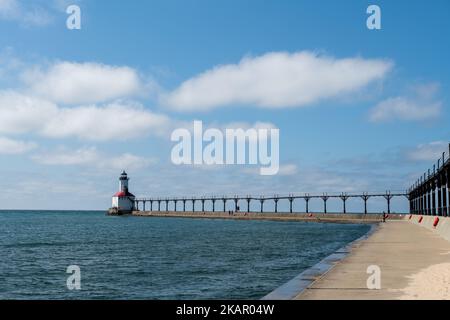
109, 171, 135, 215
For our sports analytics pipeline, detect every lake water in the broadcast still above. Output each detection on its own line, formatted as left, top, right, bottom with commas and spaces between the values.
0, 211, 370, 299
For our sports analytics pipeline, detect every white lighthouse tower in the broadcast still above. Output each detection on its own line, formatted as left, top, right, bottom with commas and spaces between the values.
109, 171, 136, 215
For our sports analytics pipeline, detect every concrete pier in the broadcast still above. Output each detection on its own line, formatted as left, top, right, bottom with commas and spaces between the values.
131, 211, 404, 224
293, 217, 450, 300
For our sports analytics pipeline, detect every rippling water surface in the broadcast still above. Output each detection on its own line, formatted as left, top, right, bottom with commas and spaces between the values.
0, 211, 370, 299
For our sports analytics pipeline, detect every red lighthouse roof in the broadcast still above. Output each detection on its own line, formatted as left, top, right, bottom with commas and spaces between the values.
113, 190, 135, 197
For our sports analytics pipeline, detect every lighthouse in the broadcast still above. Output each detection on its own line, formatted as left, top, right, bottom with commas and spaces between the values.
109, 171, 136, 215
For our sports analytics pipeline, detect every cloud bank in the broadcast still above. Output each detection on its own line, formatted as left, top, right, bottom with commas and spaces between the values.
370, 83, 442, 123
0, 0, 52, 26
32, 146, 156, 170
0, 136, 36, 154
0, 91, 172, 141
22, 62, 145, 105
406, 141, 448, 162
162, 51, 393, 111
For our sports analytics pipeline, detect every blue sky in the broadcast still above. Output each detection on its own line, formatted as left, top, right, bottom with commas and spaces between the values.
0, 0, 449, 212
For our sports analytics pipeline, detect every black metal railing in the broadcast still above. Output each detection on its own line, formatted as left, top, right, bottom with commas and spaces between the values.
408, 143, 450, 217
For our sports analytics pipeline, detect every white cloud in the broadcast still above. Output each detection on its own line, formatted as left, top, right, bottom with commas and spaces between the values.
406, 141, 448, 162
162, 51, 393, 111
217, 121, 277, 131
40, 102, 172, 141
369, 83, 442, 122
0, 136, 36, 154
0, 0, 52, 26
32, 147, 156, 170
369, 97, 441, 122
0, 47, 23, 79
0, 0, 17, 18
0, 91, 172, 141
52, 0, 81, 12
22, 62, 145, 104
0, 91, 57, 134
208, 120, 277, 143
106, 153, 156, 171
32, 146, 98, 165
278, 164, 298, 176
295, 167, 371, 193
242, 163, 298, 176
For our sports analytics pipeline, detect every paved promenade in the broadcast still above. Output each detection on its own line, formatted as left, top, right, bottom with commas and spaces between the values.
296, 220, 450, 299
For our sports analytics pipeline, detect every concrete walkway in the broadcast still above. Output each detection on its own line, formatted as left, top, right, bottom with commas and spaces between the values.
132, 211, 402, 224
296, 220, 450, 299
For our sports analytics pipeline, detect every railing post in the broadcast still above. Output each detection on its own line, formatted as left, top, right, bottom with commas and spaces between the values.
305, 196, 310, 213
438, 180, 442, 216
321, 194, 329, 214
387, 197, 391, 214
447, 167, 450, 217
427, 185, 432, 216
384, 192, 393, 215
423, 187, 426, 215
289, 197, 293, 213
361, 194, 370, 215
416, 191, 419, 214
423, 185, 426, 215
340, 193, 349, 214
410, 193, 413, 214
441, 178, 448, 217
423, 188, 427, 215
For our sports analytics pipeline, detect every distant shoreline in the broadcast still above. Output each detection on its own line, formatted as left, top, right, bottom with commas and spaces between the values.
0, 209, 106, 213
